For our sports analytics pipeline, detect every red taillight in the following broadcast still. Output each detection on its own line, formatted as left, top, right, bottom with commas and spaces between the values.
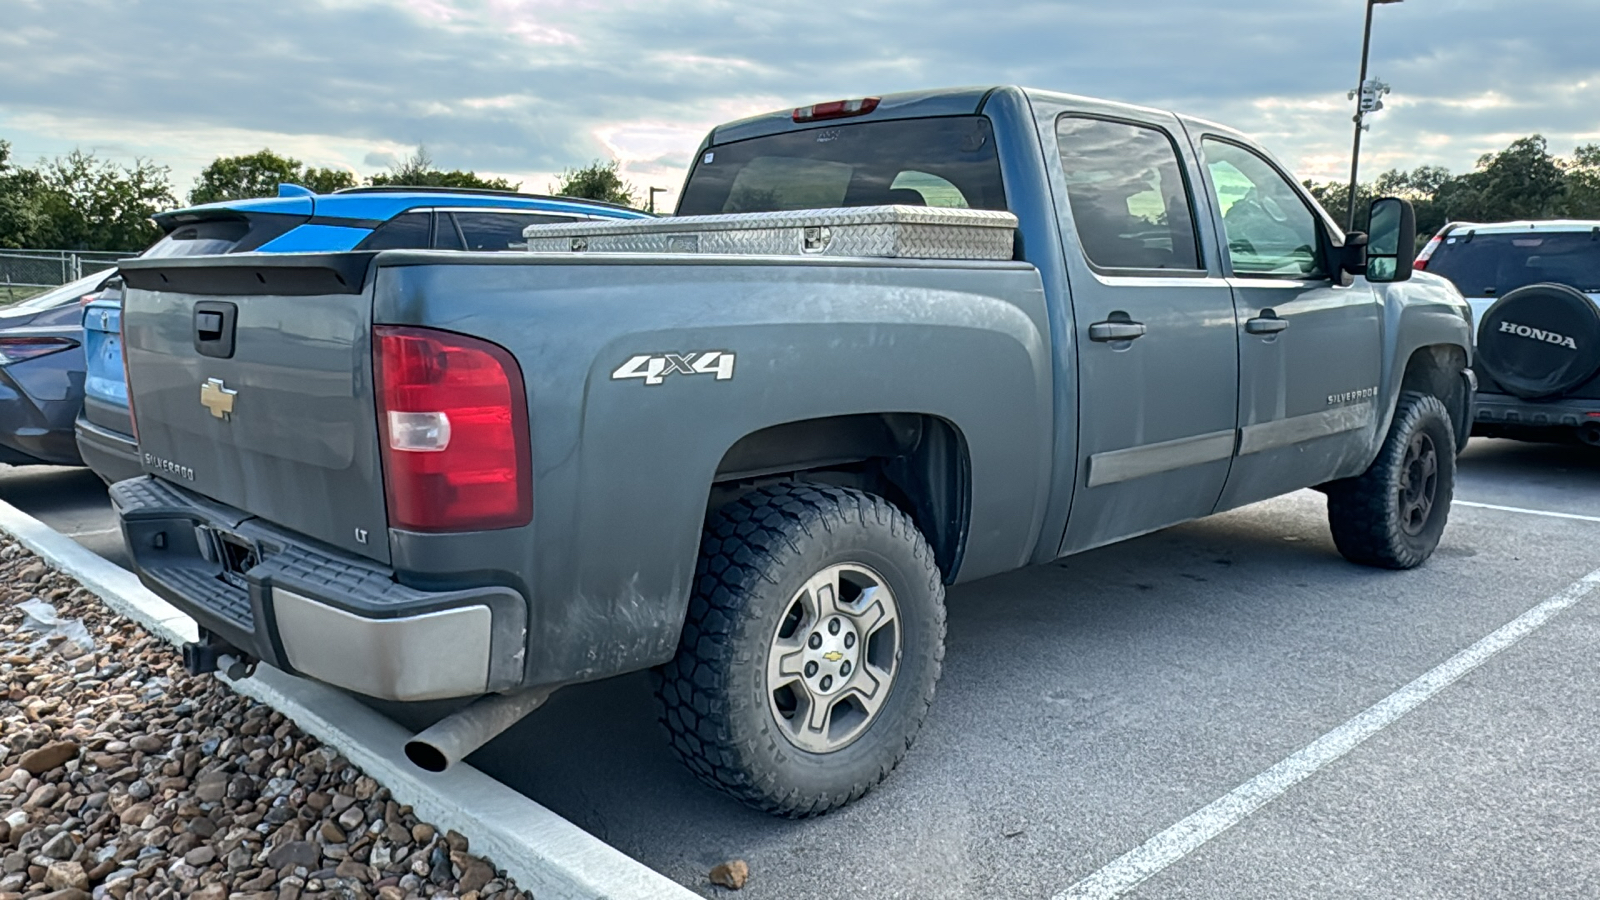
1413, 234, 1444, 270
374, 326, 531, 532
0, 336, 77, 364
792, 97, 880, 122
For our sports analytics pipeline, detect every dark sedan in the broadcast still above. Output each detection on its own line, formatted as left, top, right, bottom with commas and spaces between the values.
0, 271, 117, 466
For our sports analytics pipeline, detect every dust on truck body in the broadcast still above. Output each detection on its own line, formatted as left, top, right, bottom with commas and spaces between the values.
112, 86, 1473, 816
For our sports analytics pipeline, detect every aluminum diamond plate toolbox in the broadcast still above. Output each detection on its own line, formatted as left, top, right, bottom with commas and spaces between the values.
522, 205, 1017, 260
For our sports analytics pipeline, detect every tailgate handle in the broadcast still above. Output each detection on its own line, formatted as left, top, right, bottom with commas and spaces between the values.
193, 301, 238, 359
196, 311, 224, 339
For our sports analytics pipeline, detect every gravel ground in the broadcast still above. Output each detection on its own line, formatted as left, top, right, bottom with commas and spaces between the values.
0, 538, 534, 900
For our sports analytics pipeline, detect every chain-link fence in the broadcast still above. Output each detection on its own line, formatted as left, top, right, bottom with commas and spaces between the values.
0, 249, 129, 303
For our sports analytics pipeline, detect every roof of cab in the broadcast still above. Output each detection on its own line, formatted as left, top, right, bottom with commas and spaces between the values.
709, 86, 1006, 146
706, 85, 1214, 147
154, 187, 650, 231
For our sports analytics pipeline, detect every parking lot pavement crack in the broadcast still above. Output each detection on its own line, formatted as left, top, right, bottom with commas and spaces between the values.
1054, 564, 1600, 900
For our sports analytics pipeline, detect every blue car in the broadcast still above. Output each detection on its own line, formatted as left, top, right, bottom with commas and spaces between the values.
76, 185, 649, 482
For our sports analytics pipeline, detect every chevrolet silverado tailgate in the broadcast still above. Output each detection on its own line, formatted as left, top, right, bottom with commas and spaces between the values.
117, 253, 390, 564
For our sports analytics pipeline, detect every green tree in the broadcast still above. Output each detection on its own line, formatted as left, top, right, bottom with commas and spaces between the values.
0, 141, 51, 249
366, 146, 519, 191
1304, 135, 1600, 243
190, 149, 357, 204
1439, 135, 1567, 223
301, 166, 357, 194
32, 149, 174, 251
1375, 165, 1453, 238
550, 159, 637, 207
1562, 143, 1600, 218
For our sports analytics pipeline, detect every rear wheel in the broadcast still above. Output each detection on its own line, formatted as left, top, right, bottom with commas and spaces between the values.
655, 483, 945, 817
1327, 391, 1456, 569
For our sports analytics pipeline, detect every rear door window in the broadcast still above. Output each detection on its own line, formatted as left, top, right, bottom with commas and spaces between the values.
1426, 231, 1600, 297
359, 212, 433, 251
450, 211, 582, 251
432, 214, 466, 251
360, 211, 435, 249
1057, 117, 1202, 271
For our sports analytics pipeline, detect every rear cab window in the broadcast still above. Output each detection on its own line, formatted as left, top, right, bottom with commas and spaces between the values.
677, 116, 1008, 215
1426, 230, 1600, 298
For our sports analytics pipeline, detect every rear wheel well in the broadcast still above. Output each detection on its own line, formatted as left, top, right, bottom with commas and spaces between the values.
1400, 344, 1470, 451
707, 414, 970, 582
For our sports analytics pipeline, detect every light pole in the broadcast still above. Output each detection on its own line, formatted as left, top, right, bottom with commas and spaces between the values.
1346, 0, 1403, 230
648, 186, 669, 214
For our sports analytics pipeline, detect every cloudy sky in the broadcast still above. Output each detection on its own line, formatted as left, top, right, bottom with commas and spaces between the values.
2, 0, 1597, 209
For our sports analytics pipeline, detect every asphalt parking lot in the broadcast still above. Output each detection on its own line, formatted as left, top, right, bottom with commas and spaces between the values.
5, 437, 1599, 899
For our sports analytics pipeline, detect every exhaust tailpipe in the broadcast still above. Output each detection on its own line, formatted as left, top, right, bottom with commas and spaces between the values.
404, 688, 553, 773
1580, 423, 1600, 447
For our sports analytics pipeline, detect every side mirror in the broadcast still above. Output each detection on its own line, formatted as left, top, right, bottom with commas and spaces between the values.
1364, 196, 1417, 283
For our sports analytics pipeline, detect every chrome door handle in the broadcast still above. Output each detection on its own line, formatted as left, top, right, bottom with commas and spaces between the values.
1244, 314, 1288, 335
1088, 320, 1147, 342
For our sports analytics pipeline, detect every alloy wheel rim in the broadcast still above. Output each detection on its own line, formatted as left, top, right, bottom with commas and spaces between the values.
765, 563, 901, 754
1398, 431, 1438, 536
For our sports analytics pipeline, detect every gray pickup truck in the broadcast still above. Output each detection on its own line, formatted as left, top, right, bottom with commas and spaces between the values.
113, 86, 1473, 817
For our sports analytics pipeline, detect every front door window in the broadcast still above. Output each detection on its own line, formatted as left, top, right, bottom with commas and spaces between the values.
1202, 140, 1326, 279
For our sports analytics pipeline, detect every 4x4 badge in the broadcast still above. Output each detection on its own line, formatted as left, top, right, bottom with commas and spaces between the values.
612, 351, 735, 386
200, 377, 237, 419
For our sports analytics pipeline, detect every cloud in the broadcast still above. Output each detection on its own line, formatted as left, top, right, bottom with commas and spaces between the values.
1, 0, 1596, 206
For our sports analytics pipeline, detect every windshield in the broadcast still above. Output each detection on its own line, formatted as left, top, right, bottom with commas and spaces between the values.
1427, 230, 1600, 297
678, 115, 1007, 216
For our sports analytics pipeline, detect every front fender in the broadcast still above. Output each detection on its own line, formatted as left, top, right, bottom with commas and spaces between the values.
1372, 270, 1473, 444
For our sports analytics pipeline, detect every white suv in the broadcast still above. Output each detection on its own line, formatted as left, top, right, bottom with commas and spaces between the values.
1416, 219, 1600, 446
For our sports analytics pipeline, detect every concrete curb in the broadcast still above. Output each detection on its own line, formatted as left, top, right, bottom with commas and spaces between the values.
0, 498, 701, 900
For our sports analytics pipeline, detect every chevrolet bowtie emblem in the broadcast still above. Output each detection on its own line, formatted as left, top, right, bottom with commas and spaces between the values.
200, 378, 237, 419
823, 651, 844, 662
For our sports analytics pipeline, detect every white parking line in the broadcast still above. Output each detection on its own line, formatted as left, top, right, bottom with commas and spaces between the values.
1454, 500, 1600, 524
66, 526, 122, 538
1056, 564, 1600, 900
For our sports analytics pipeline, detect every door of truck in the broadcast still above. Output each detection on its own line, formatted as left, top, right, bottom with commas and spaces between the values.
1188, 131, 1384, 510
1035, 101, 1242, 555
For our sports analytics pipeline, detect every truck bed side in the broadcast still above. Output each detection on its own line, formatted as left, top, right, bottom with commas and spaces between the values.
373, 251, 1053, 683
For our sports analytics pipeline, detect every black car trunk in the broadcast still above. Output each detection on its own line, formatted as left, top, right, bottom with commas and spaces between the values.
117, 254, 390, 564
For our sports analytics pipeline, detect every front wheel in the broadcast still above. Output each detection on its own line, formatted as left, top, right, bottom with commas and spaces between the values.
1326, 391, 1456, 569
654, 483, 946, 817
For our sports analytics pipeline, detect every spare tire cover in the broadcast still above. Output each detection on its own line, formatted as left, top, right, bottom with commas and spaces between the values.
1476, 282, 1600, 399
